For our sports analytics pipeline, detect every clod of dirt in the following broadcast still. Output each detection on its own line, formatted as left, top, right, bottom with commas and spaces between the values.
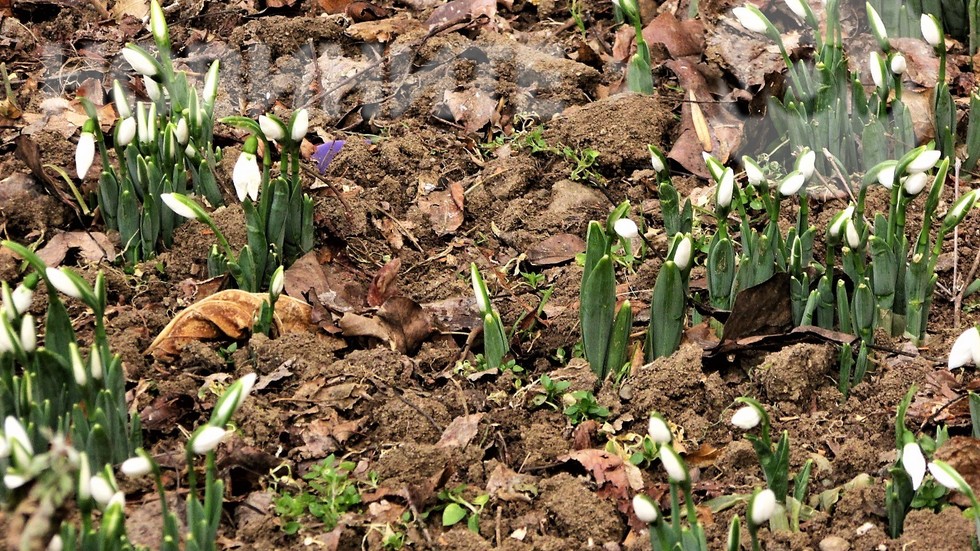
756, 343, 836, 414
373, 388, 452, 444
627, 343, 715, 431
544, 94, 672, 176
436, 527, 493, 550
899, 506, 974, 550
539, 472, 625, 545
373, 442, 452, 489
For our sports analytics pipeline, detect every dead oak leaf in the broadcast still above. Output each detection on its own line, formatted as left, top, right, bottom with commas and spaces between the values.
146, 290, 313, 359
36, 231, 116, 266
436, 413, 484, 449
560, 449, 643, 506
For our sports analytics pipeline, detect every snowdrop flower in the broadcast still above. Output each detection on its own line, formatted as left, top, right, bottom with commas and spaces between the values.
0, 319, 13, 355
948, 326, 980, 369
259, 115, 286, 142
116, 117, 137, 148
866, 4, 888, 47
945, 190, 980, 229
89, 346, 102, 381
876, 164, 896, 189
191, 425, 228, 454
149, 0, 169, 49
733, 6, 769, 35
112, 80, 131, 119
844, 219, 861, 249
46, 535, 62, 551
648, 413, 672, 444
174, 117, 189, 145
649, 145, 667, 173
659, 446, 689, 483
902, 441, 926, 490
928, 460, 967, 491
749, 489, 777, 526
19, 315, 35, 354
731, 406, 761, 430
673, 235, 692, 271
717, 168, 735, 209
703, 152, 725, 182
233, 137, 261, 202
778, 170, 805, 196
77, 454, 91, 501
890, 53, 907, 75
784, 0, 807, 19
471, 264, 490, 314
869, 51, 886, 89
290, 109, 309, 142
159, 193, 200, 221
90, 475, 115, 507
120, 456, 153, 478
5, 416, 33, 457
632, 494, 659, 523
4, 474, 28, 489
121, 46, 158, 77
69, 342, 87, 386
210, 373, 257, 428
903, 172, 929, 196
908, 149, 941, 173
796, 149, 815, 180
614, 218, 639, 239
76, 125, 95, 179
270, 266, 285, 297
143, 75, 162, 102
921, 14, 943, 48
203, 60, 220, 109
743, 156, 766, 188
11, 285, 32, 315
45, 268, 84, 300
828, 205, 855, 240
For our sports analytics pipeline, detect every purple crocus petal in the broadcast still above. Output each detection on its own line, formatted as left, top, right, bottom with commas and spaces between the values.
313, 140, 345, 173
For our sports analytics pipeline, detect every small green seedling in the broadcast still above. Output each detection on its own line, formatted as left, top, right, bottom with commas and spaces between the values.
273, 455, 362, 535
563, 390, 609, 425
531, 375, 570, 410
437, 484, 489, 533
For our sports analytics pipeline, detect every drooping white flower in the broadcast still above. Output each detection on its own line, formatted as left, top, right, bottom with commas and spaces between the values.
77, 453, 91, 501
290, 109, 309, 142
877, 164, 896, 189
890, 53, 907, 75
749, 489, 777, 526
731, 406, 761, 430
828, 205, 855, 239
4, 474, 28, 489
76, 131, 95, 179
89, 346, 102, 381
107, 491, 125, 509
143, 75, 162, 102
659, 446, 688, 483
46, 534, 63, 551
717, 168, 735, 209
259, 115, 286, 142
743, 156, 766, 187
160, 193, 203, 221
673, 235, 692, 271
921, 14, 943, 48
733, 6, 769, 34
191, 425, 228, 454
632, 494, 659, 523
19, 315, 35, 354
45, 268, 84, 300
869, 51, 886, 89
203, 60, 220, 109
844, 219, 862, 249
650, 146, 667, 173
948, 326, 980, 369
89, 475, 115, 507
908, 149, 941, 173
233, 150, 261, 202
4, 416, 33, 457
116, 117, 137, 148
648, 413, 672, 444
112, 80, 131, 119
122, 46, 158, 77
120, 456, 153, 478
903, 172, 929, 196
0, 319, 13, 355
614, 218, 639, 239
778, 171, 805, 196
784, 0, 807, 19
928, 461, 966, 491
11, 285, 32, 315
902, 441, 927, 490
796, 149, 816, 180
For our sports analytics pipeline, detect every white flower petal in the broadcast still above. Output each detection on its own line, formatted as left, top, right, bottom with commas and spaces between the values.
659, 446, 688, 483
120, 456, 153, 478
732, 6, 768, 34
908, 149, 941, 174
191, 425, 228, 454
45, 268, 84, 300
948, 327, 980, 369
76, 132, 95, 179
731, 406, 761, 430
233, 152, 261, 203
648, 415, 672, 444
614, 218, 639, 239
290, 109, 309, 142
632, 494, 659, 523
749, 489, 777, 526
902, 442, 927, 491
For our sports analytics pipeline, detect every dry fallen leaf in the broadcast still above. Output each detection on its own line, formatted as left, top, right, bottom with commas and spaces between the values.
527, 233, 586, 266
419, 187, 464, 236
36, 231, 116, 266
146, 290, 314, 359
437, 413, 484, 449
441, 88, 497, 133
